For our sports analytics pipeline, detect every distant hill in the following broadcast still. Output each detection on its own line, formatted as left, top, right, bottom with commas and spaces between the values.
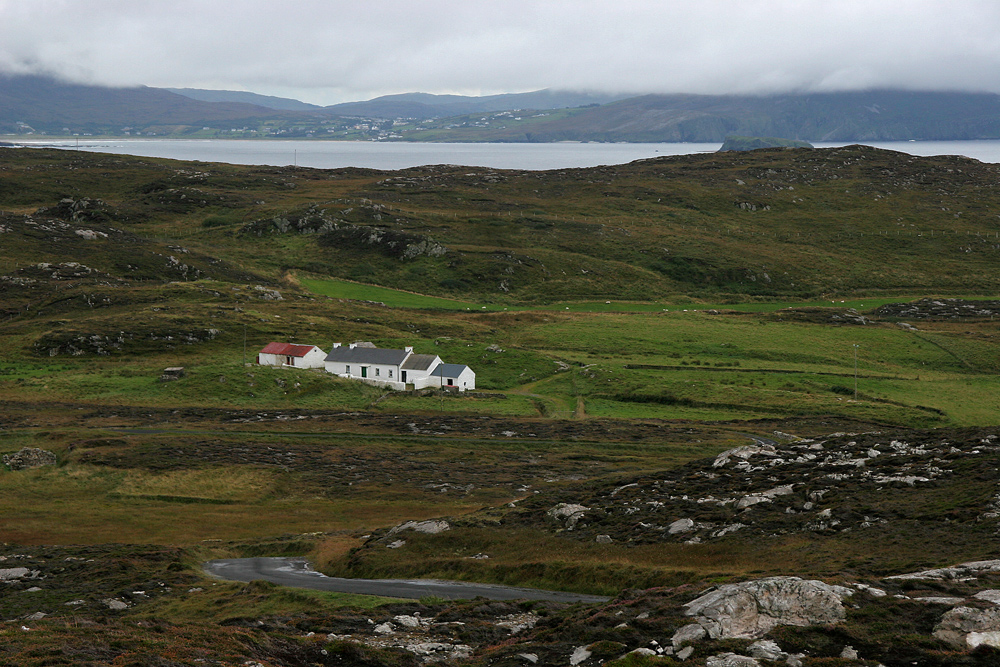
320, 89, 630, 119
0, 74, 288, 134
166, 88, 321, 111
462, 90, 1000, 142
6, 74, 1000, 142
719, 136, 814, 151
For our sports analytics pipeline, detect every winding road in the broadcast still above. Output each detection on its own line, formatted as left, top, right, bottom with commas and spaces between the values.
203, 557, 611, 604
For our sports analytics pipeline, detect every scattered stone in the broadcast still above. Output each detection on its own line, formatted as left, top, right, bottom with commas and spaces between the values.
373, 622, 396, 635
103, 599, 129, 611
518, 654, 539, 663
706, 654, 761, 667
394, 614, 422, 628
388, 520, 451, 536
0, 567, 32, 581
668, 518, 696, 534
853, 583, 887, 597
915, 596, 966, 605
385, 540, 406, 549
3, 448, 57, 470
974, 590, 1000, 605
497, 613, 539, 634
570, 645, 592, 665
23, 612, 47, 621
595, 534, 613, 544
672, 623, 707, 648
840, 645, 859, 659
676, 646, 695, 660
748, 639, 785, 661
713, 444, 777, 468
886, 559, 1000, 580
547, 503, 590, 530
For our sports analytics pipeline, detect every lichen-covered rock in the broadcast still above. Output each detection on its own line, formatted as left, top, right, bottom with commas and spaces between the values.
547, 503, 589, 530
706, 653, 761, 667
712, 444, 777, 468
3, 448, 57, 470
671, 622, 707, 647
0, 567, 32, 581
682, 576, 853, 639
934, 605, 1000, 649
886, 559, 1000, 580
748, 639, 785, 661
388, 520, 451, 536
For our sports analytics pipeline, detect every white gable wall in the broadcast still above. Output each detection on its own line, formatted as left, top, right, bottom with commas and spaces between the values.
258, 352, 285, 367
294, 347, 327, 369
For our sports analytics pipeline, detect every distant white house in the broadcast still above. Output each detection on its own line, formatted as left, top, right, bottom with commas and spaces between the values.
257, 342, 327, 369
324, 342, 475, 391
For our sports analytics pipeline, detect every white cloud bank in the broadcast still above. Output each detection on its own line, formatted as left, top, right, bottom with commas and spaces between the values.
2, 0, 1000, 104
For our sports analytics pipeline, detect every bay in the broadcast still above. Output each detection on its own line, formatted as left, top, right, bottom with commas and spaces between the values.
16, 138, 1000, 171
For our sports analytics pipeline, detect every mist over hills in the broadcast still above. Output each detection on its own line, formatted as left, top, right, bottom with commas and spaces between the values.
164, 87, 323, 111
5, 73, 1000, 142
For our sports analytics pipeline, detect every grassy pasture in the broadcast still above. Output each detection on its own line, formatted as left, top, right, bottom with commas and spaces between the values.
300, 276, 499, 311
2, 299, 999, 425
0, 424, 734, 546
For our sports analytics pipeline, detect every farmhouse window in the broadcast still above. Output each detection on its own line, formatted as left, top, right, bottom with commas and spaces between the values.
389, 369, 393, 378
376, 368, 380, 377
346, 365, 351, 374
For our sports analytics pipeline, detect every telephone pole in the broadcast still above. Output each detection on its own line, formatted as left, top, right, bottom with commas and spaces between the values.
853, 344, 860, 399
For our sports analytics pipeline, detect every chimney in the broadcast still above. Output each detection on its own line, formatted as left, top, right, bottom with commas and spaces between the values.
332, 342, 341, 348
405, 346, 413, 354
349, 343, 356, 349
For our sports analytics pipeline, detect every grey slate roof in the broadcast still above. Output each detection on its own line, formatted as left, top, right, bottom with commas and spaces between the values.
401, 354, 439, 371
430, 363, 473, 378
324, 346, 409, 365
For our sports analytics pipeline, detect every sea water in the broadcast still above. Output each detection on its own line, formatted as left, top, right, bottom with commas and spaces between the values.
15, 138, 1000, 170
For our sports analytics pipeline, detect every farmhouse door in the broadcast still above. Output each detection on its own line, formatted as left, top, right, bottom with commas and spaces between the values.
401, 371, 407, 382
361, 367, 367, 378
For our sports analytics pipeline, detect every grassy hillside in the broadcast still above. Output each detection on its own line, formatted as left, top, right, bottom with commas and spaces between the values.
3, 146, 1000, 665
4, 145, 1000, 304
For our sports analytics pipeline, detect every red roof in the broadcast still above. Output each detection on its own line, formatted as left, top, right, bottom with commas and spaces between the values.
259, 342, 317, 357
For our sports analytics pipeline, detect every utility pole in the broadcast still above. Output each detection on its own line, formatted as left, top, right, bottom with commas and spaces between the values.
853, 344, 860, 399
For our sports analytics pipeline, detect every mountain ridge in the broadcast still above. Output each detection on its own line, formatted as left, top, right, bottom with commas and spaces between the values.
5, 74, 1000, 142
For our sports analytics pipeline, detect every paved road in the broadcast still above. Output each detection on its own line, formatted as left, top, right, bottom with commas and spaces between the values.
203, 557, 610, 604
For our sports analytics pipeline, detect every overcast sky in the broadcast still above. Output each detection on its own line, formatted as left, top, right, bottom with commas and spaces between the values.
2, 0, 999, 105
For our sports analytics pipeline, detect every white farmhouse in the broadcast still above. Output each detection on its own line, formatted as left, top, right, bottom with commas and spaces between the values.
430, 363, 476, 391
324, 342, 475, 391
257, 342, 327, 369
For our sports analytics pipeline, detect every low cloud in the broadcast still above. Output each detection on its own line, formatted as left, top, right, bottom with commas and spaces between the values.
2, 0, 999, 104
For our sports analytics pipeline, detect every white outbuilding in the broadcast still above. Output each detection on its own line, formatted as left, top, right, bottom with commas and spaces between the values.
257, 342, 327, 369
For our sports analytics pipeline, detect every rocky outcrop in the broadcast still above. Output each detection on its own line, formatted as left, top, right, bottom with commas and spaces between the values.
387, 520, 451, 536
547, 503, 589, 530
3, 448, 57, 470
875, 297, 1000, 320
886, 559, 1000, 581
34, 327, 220, 356
705, 654, 761, 667
934, 606, 1000, 649
680, 576, 853, 640
500, 428, 1000, 546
